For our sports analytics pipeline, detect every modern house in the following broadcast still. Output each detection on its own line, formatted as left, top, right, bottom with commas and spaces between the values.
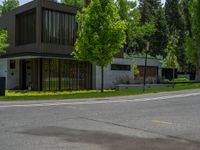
0, 0, 134, 91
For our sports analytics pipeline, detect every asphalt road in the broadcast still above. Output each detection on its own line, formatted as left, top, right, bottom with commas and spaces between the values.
1, 89, 200, 150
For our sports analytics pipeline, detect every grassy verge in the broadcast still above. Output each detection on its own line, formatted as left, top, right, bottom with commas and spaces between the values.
0, 83, 200, 101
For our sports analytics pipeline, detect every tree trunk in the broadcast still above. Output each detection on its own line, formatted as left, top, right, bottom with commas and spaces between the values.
195, 47, 200, 81
101, 66, 104, 93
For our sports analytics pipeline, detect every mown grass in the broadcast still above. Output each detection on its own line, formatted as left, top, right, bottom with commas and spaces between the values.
0, 83, 200, 101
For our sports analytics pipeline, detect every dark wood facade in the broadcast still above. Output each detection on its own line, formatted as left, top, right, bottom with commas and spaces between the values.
0, 0, 78, 56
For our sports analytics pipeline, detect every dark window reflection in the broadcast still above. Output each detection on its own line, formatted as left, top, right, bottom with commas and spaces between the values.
42, 9, 77, 45
42, 58, 92, 91
16, 8, 36, 45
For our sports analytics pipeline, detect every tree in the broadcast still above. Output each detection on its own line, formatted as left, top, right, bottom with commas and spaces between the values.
0, 0, 19, 15
132, 63, 139, 79
180, 0, 194, 71
73, 0, 127, 92
116, 0, 155, 53
162, 35, 179, 85
138, 0, 168, 56
165, 0, 184, 34
63, 0, 84, 7
189, 0, 200, 81
180, 0, 193, 38
0, 29, 9, 55
165, 0, 187, 70
185, 37, 196, 66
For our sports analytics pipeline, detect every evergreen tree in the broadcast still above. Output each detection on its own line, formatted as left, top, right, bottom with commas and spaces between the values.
165, 0, 187, 71
73, 0, 127, 92
0, 0, 19, 15
165, 0, 184, 33
138, 0, 168, 56
180, 0, 193, 38
190, 0, 200, 80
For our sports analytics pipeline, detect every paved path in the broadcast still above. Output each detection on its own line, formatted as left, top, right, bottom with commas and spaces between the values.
1, 89, 200, 150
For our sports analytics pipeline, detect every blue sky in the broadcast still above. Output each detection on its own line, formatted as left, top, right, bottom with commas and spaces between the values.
0, 0, 166, 5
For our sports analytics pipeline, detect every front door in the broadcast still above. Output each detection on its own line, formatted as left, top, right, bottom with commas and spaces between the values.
22, 60, 32, 90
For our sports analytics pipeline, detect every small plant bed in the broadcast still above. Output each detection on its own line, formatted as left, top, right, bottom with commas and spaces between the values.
162, 77, 195, 83
0, 83, 200, 101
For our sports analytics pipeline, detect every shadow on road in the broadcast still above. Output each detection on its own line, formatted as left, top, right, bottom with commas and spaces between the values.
20, 126, 200, 150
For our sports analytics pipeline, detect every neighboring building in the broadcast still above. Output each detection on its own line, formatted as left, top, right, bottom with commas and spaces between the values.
133, 57, 162, 84
0, 0, 133, 91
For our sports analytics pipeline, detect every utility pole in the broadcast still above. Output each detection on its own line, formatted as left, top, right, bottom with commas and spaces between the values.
143, 41, 150, 92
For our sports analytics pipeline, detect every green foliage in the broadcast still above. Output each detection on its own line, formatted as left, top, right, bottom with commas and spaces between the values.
162, 35, 179, 69
165, 0, 185, 33
116, 0, 155, 53
165, 0, 188, 70
73, 0, 127, 67
184, 0, 200, 71
185, 37, 196, 65
127, 8, 155, 50
63, 0, 84, 7
0, 29, 9, 55
191, 0, 200, 44
132, 63, 139, 78
0, 0, 19, 15
180, 0, 193, 38
138, 0, 168, 56
190, 0, 200, 80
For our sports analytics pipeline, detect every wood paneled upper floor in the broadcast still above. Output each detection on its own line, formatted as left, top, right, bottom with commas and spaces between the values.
0, 0, 79, 56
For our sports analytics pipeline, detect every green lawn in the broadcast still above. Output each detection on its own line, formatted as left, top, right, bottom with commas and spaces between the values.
0, 83, 200, 101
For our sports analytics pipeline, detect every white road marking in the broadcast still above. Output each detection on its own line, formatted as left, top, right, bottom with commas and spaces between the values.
152, 120, 174, 125
0, 92, 200, 109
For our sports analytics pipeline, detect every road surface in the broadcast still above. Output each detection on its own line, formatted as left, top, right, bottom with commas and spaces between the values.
1, 89, 200, 150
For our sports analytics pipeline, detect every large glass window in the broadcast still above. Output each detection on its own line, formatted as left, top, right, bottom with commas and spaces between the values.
42, 59, 92, 91
16, 8, 36, 45
42, 9, 77, 45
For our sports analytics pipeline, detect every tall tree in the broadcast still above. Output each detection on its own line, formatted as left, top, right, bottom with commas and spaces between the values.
139, 0, 168, 56
0, 29, 9, 55
116, 0, 155, 53
180, 0, 193, 38
180, 0, 194, 71
165, 0, 184, 33
189, 0, 200, 81
0, 0, 19, 15
73, 0, 127, 92
165, 0, 187, 70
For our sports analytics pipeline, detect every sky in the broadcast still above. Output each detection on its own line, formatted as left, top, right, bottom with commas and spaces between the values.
0, 0, 166, 5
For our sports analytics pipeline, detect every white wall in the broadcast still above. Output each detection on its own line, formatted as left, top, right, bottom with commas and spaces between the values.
7, 59, 20, 90
94, 58, 134, 90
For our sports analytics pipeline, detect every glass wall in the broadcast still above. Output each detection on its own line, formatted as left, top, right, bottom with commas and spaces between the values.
42, 8, 77, 45
42, 59, 92, 91
16, 8, 36, 45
